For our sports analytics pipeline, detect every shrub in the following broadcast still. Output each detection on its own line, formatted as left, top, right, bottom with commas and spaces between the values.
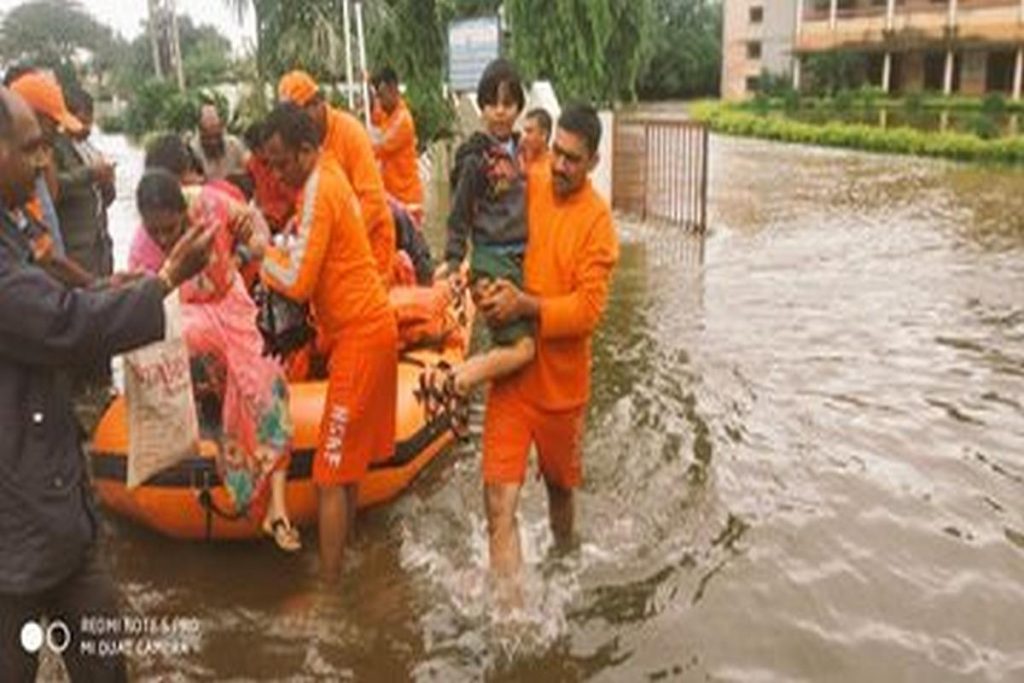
904, 92, 925, 114
833, 90, 855, 114
689, 100, 1024, 165
782, 88, 801, 113
968, 113, 999, 140
123, 81, 231, 139
981, 93, 1006, 117
751, 91, 771, 116
97, 114, 125, 134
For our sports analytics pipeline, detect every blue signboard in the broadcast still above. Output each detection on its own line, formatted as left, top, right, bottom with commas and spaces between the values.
448, 16, 501, 92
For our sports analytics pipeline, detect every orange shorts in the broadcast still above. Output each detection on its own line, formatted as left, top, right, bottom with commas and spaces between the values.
313, 316, 398, 486
482, 382, 587, 488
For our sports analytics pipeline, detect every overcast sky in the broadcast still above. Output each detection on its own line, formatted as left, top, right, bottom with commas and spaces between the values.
0, 0, 257, 53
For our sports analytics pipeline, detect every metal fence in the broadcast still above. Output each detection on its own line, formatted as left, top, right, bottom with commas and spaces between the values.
612, 118, 709, 231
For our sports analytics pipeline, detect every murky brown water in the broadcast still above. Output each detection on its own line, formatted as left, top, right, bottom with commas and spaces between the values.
73, 132, 1024, 681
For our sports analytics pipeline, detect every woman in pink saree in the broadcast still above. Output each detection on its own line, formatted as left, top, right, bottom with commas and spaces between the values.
131, 169, 299, 551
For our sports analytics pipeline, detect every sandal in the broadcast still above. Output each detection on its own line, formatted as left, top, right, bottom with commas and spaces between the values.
416, 361, 453, 420
436, 367, 470, 440
262, 516, 301, 553
446, 390, 471, 441
415, 362, 470, 439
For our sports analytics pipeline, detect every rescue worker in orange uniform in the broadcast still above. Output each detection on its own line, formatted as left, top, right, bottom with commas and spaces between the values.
519, 107, 553, 177
277, 70, 396, 286
369, 66, 424, 210
475, 104, 619, 601
260, 102, 399, 581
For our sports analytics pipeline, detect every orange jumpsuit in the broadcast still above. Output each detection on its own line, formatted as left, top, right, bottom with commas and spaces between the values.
373, 97, 424, 207
262, 154, 398, 486
322, 106, 397, 285
523, 148, 552, 181
483, 167, 620, 487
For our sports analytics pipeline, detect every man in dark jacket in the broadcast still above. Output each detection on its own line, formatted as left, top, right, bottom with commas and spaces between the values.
0, 86, 212, 683
59, 87, 116, 278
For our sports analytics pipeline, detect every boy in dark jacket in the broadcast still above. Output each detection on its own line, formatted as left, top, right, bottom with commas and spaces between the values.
426, 59, 535, 429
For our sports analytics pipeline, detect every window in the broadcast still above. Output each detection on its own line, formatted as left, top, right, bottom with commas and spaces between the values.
747, 41, 762, 60
749, 6, 763, 24
745, 76, 761, 93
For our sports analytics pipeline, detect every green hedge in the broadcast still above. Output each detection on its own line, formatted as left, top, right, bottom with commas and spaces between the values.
690, 101, 1024, 164
737, 93, 1024, 114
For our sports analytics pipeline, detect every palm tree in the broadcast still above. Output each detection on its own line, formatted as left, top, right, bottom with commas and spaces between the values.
225, 0, 331, 81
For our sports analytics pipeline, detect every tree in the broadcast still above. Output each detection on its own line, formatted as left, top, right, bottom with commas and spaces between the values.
638, 0, 722, 100
112, 16, 235, 94
504, 0, 654, 105
0, 0, 113, 82
224, 0, 343, 82
180, 21, 235, 86
805, 51, 867, 96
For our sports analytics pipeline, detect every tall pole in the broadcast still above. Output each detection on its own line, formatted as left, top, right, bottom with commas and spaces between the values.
355, 1, 371, 128
882, 52, 892, 93
829, 0, 838, 30
794, 0, 804, 90
886, 0, 895, 30
343, 0, 355, 110
948, 0, 958, 28
169, 0, 185, 91
944, 50, 955, 95
1013, 47, 1023, 101
148, 0, 164, 80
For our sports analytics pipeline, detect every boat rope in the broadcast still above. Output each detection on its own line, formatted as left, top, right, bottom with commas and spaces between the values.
196, 470, 250, 541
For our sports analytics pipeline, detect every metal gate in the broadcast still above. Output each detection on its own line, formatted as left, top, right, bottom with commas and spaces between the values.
612, 117, 709, 231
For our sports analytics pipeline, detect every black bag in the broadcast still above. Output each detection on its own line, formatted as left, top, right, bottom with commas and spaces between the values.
253, 282, 314, 358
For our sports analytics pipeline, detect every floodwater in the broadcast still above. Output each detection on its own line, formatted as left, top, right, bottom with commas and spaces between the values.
76, 131, 1024, 681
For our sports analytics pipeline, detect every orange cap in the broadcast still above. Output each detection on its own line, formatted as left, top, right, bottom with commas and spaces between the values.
278, 70, 319, 106
10, 72, 83, 135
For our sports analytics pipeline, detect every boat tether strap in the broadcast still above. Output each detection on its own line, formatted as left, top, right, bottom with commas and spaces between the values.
196, 470, 250, 541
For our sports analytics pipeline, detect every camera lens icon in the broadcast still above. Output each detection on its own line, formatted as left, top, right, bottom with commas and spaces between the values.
20, 621, 44, 653
47, 620, 71, 654
20, 620, 71, 654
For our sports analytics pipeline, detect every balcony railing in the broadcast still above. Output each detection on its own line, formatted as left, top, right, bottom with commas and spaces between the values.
803, 0, 1021, 23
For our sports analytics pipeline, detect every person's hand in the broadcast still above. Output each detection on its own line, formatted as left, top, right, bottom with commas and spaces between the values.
107, 271, 146, 288
433, 261, 450, 282
479, 279, 535, 326
91, 160, 115, 186
235, 212, 255, 245
159, 224, 216, 291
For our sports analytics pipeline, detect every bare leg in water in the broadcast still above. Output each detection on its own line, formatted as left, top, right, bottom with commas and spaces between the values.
545, 480, 576, 552
263, 469, 300, 551
485, 482, 524, 608
318, 483, 358, 582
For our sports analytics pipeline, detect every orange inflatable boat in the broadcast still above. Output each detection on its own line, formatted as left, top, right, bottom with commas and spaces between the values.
89, 284, 472, 540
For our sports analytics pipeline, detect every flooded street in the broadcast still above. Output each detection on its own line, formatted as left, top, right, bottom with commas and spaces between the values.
90, 131, 1024, 681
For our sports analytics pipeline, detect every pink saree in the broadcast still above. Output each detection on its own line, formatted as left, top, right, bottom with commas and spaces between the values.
130, 185, 291, 519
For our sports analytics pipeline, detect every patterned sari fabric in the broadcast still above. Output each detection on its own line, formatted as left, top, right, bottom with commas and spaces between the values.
130, 185, 292, 519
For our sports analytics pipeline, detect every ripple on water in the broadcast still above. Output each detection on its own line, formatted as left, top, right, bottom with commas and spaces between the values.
96, 131, 1024, 681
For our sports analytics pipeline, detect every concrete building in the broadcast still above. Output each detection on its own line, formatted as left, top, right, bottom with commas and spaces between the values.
722, 0, 1024, 100
722, 0, 799, 99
